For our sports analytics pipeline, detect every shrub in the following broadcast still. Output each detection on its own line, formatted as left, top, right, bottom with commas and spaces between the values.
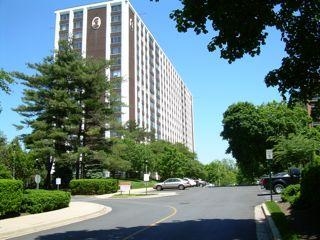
300, 158, 320, 207
281, 184, 301, 206
0, 164, 11, 179
0, 179, 23, 216
69, 179, 118, 195
21, 189, 71, 214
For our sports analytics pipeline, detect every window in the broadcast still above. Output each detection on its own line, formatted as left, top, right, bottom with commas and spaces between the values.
111, 46, 121, 55
59, 32, 68, 40
111, 69, 121, 77
60, 23, 69, 31
111, 15, 121, 23
111, 25, 121, 33
73, 31, 82, 39
73, 41, 82, 50
111, 36, 121, 44
60, 13, 69, 21
74, 11, 83, 19
74, 20, 82, 29
111, 5, 121, 12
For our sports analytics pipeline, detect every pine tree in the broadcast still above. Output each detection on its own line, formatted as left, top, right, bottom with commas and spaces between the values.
14, 41, 118, 187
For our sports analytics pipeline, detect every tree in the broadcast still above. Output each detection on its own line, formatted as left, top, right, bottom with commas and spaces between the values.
221, 101, 311, 181
153, 0, 320, 103
13, 41, 116, 187
148, 140, 203, 180
117, 120, 155, 143
273, 130, 320, 169
0, 69, 14, 112
205, 159, 237, 186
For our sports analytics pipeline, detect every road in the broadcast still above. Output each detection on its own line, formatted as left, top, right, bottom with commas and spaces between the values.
12, 186, 270, 240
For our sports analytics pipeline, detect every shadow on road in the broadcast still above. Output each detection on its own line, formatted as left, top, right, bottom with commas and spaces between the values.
31, 218, 257, 240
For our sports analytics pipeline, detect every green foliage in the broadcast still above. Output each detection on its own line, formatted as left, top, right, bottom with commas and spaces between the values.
165, 1, 319, 104
0, 163, 11, 179
205, 159, 237, 186
273, 133, 319, 169
69, 179, 118, 195
13, 41, 118, 186
0, 179, 23, 216
148, 140, 204, 180
21, 189, 71, 214
300, 157, 320, 207
265, 201, 299, 240
221, 101, 311, 181
281, 184, 301, 207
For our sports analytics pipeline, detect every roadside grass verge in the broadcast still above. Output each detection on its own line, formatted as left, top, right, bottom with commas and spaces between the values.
265, 201, 299, 240
112, 193, 156, 198
122, 179, 158, 189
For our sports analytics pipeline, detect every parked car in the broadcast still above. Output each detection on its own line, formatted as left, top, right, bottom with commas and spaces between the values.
153, 178, 190, 191
259, 168, 301, 194
195, 179, 207, 187
183, 178, 197, 187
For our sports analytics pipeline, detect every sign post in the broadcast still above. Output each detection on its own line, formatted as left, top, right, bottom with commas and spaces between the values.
143, 173, 149, 195
35, 174, 41, 190
56, 178, 61, 190
266, 149, 273, 201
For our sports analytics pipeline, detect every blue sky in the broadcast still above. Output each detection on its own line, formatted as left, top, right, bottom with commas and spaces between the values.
0, 0, 283, 164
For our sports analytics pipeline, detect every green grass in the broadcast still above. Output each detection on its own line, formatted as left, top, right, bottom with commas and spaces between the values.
265, 201, 299, 240
121, 179, 158, 189
112, 193, 156, 198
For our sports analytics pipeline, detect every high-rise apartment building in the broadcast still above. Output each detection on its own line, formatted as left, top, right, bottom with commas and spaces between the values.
54, 0, 194, 151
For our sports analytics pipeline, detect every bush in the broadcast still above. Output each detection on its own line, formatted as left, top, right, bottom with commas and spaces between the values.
0, 179, 23, 216
300, 158, 320, 207
69, 179, 118, 195
281, 184, 301, 206
21, 189, 71, 214
0, 164, 11, 179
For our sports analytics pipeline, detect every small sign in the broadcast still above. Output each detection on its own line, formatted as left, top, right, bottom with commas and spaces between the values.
266, 149, 273, 159
56, 178, 61, 185
143, 174, 150, 182
119, 181, 131, 192
35, 174, 41, 184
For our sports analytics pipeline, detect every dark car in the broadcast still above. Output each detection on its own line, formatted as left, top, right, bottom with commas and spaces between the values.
153, 178, 190, 191
260, 168, 300, 194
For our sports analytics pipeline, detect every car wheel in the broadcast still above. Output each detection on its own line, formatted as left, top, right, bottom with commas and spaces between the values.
273, 184, 284, 194
178, 185, 185, 190
156, 185, 162, 191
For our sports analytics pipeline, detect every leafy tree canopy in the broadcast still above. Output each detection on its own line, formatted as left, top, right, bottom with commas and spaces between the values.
152, 0, 320, 103
221, 101, 311, 180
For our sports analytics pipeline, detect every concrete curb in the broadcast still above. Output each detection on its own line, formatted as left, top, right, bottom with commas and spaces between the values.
0, 202, 110, 239
261, 203, 282, 240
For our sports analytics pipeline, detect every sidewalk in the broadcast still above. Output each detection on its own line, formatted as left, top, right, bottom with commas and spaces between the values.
0, 188, 175, 239
0, 202, 110, 239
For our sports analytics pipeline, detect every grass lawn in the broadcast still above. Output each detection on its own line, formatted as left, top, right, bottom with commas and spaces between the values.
265, 201, 299, 240
118, 179, 158, 189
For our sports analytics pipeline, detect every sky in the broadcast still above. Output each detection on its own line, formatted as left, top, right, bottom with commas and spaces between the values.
0, 0, 284, 164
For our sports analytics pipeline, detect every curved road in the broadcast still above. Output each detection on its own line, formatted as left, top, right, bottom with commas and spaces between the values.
12, 186, 268, 240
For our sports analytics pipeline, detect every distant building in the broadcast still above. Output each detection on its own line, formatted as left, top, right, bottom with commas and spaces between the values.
307, 97, 320, 127
54, 0, 194, 151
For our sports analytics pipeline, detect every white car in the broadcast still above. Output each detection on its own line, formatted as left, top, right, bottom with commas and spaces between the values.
183, 178, 197, 187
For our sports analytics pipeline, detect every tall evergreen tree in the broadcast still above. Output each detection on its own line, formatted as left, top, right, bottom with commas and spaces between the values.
13, 41, 117, 187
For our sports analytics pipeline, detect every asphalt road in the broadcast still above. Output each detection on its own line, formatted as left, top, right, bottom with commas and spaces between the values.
12, 186, 269, 240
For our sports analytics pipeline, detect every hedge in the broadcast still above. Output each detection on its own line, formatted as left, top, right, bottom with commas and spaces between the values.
70, 179, 118, 195
300, 158, 320, 207
281, 184, 301, 207
21, 189, 71, 214
0, 179, 23, 216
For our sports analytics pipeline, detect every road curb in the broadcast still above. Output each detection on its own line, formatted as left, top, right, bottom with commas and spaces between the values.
0, 202, 111, 239
261, 203, 282, 240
